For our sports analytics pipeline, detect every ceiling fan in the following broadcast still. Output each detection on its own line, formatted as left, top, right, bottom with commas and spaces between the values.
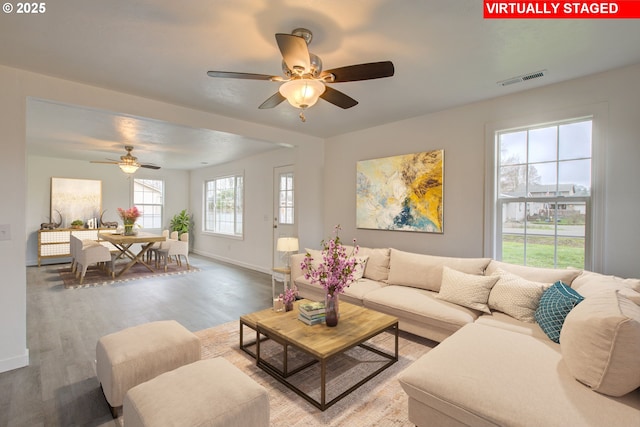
207, 28, 395, 122
90, 145, 160, 174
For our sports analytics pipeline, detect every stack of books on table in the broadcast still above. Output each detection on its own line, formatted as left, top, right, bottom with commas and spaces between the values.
298, 301, 326, 325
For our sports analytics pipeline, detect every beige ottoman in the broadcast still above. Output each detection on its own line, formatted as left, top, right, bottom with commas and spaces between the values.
96, 320, 201, 414
123, 358, 270, 427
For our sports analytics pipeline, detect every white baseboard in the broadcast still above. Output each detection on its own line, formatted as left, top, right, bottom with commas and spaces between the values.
0, 349, 29, 373
191, 249, 272, 275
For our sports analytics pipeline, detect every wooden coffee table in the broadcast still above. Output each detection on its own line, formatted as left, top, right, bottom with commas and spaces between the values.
243, 299, 398, 411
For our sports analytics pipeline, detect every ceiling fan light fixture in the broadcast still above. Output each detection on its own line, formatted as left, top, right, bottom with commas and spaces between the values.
279, 79, 326, 110
119, 162, 140, 174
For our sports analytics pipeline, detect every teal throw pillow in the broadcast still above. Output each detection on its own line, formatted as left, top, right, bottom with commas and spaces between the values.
534, 281, 584, 343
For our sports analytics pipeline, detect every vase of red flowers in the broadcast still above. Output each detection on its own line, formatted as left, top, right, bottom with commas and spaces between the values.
302, 225, 361, 327
118, 207, 141, 236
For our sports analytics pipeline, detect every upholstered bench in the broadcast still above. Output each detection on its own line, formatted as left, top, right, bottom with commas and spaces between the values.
96, 320, 201, 415
123, 358, 270, 427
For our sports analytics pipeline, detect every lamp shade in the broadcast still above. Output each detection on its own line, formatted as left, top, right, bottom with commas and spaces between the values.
279, 79, 325, 109
277, 237, 299, 252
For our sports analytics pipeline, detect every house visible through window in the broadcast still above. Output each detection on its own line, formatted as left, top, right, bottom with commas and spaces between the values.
133, 179, 164, 229
279, 172, 294, 225
495, 118, 592, 269
205, 174, 244, 236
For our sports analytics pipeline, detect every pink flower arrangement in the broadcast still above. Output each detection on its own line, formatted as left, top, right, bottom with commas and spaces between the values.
280, 287, 297, 306
302, 225, 360, 297
117, 207, 141, 224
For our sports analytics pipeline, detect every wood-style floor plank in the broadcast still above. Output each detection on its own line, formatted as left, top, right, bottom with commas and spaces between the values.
0, 254, 273, 426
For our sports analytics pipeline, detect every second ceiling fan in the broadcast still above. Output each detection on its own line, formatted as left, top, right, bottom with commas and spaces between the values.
207, 28, 394, 121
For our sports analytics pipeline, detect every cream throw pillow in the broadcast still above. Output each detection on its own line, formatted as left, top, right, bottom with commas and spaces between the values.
560, 290, 640, 397
352, 256, 369, 280
488, 268, 550, 323
436, 266, 499, 313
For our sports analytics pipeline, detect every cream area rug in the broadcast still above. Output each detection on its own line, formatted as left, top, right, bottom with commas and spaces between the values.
193, 320, 436, 426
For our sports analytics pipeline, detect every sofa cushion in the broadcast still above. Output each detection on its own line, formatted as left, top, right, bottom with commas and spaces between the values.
485, 260, 581, 285
398, 323, 640, 427
357, 247, 391, 281
475, 312, 548, 340
488, 268, 549, 323
342, 277, 386, 301
560, 290, 640, 397
387, 249, 490, 292
571, 270, 640, 304
364, 285, 480, 335
535, 281, 584, 343
436, 267, 498, 313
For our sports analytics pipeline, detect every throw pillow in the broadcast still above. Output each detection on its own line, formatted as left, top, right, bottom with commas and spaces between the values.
352, 256, 369, 280
488, 268, 549, 323
560, 290, 640, 397
534, 281, 584, 343
436, 266, 499, 313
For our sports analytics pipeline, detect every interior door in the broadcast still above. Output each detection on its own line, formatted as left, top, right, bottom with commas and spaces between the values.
273, 165, 297, 268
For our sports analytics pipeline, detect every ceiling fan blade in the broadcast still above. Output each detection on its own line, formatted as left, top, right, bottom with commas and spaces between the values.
320, 86, 358, 109
275, 33, 310, 74
90, 161, 118, 165
321, 61, 395, 83
207, 71, 278, 81
258, 92, 286, 109
140, 164, 161, 170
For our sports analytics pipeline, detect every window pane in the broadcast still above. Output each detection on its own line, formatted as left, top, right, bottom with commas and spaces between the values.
278, 172, 294, 225
528, 162, 557, 194
559, 121, 591, 160
499, 164, 526, 195
559, 159, 591, 195
499, 131, 527, 165
525, 235, 556, 268
557, 237, 585, 269
528, 126, 557, 163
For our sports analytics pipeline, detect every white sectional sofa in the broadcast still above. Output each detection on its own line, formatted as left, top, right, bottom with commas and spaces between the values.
289, 247, 640, 426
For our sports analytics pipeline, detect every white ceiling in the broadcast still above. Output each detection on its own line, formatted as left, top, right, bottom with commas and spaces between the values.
2, 0, 640, 170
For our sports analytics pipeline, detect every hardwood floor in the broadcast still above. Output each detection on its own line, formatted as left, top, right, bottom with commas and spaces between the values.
0, 254, 273, 427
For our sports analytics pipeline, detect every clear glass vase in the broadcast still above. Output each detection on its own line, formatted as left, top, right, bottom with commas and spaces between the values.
124, 223, 134, 235
324, 292, 339, 327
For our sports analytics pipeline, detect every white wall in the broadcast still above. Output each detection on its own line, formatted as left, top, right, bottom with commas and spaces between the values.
0, 64, 324, 373
25, 156, 190, 266
324, 63, 640, 279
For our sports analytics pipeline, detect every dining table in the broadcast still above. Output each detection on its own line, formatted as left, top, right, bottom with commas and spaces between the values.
98, 231, 166, 277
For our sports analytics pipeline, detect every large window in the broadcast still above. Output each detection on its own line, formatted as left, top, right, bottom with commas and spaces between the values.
133, 179, 163, 229
495, 118, 592, 269
278, 171, 295, 225
205, 175, 244, 236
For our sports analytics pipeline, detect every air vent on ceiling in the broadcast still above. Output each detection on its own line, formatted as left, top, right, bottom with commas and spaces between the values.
497, 70, 547, 86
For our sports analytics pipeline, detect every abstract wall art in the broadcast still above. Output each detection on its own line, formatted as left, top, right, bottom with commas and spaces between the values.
356, 150, 444, 233
51, 177, 102, 228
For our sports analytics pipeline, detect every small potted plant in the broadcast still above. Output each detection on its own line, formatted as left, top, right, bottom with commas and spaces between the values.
70, 219, 84, 229
170, 209, 192, 238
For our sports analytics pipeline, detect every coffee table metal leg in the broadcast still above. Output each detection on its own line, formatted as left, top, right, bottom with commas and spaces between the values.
321, 359, 327, 409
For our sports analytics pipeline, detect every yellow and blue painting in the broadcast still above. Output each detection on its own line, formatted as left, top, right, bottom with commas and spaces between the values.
356, 150, 443, 233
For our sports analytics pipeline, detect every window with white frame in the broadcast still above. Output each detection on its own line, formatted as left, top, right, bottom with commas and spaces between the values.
133, 179, 164, 229
494, 118, 592, 269
278, 171, 294, 225
204, 174, 244, 236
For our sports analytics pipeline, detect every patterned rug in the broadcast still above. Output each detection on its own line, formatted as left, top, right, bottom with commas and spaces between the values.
58, 261, 200, 289
193, 320, 436, 426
